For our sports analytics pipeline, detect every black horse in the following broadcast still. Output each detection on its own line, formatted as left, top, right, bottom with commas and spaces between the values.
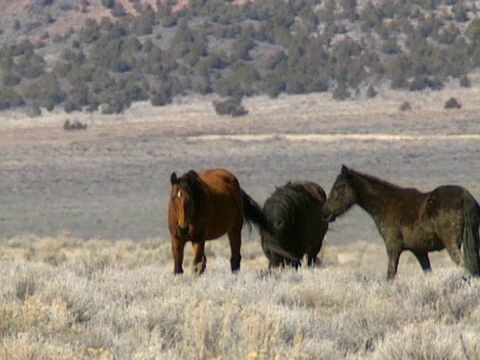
323, 165, 480, 279
261, 181, 329, 268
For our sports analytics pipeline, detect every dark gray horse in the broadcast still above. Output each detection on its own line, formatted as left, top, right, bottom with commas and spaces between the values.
323, 165, 480, 279
261, 181, 329, 268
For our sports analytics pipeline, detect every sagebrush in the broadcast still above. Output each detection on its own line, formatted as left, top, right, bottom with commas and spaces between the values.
0, 235, 478, 360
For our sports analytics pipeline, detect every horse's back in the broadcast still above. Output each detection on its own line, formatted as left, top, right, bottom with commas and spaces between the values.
198, 168, 242, 200
301, 181, 327, 205
266, 181, 327, 224
198, 168, 244, 238
199, 168, 240, 190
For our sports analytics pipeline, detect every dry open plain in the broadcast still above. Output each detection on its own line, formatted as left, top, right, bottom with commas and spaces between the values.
1, 84, 480, 243
0, 83, 480, 359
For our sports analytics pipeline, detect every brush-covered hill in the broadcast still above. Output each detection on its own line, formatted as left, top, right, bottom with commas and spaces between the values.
0, 0, 480, 116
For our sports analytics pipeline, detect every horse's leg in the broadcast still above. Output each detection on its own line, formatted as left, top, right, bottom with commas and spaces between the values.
228, 229, 242, 273
192, 241, 207, 275
444, 238, 463, 267
386, 240, 403, 280
412, 251, 432, 272
307, 223, 326, 267
307, 255, 321, 267
172, 236, 185, 274
307, 244, 321, 267
268, 253, 283, 268
292, 259, 301, 270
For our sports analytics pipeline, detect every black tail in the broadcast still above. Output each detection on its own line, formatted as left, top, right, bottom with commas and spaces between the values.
462, 195, 480, 277
241, 189, 273, 235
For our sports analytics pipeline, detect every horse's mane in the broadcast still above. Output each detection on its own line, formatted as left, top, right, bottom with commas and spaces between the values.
177, 170, 203, 207
348, 168, 404, 191
263, 182, 319, 227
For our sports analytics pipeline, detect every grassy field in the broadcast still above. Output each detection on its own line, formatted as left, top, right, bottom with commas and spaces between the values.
0, 234, 479, 360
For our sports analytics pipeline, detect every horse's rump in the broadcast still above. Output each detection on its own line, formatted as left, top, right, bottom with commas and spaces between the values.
261, 181, 328, 267
421, 186, 467, 218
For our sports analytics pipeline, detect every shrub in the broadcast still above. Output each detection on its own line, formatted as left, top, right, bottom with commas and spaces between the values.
264, 71, 286, 99
2, 70, 21, 86
213, 97, 248, 117
366, 85, 377, 98
78, 19, 101, 43
459, 75, 471, 88
64, 84, 89, 113
0, 86, 25, 110
150, 84, 172, 107
16, 53, 45, 79
111, 2, 126, 17
332, 83, 350, 100
409, 76, 429, 91
444, 97, 461, 109
101, 0, 115, 9
399, 101, 412, 111
193, 76, 213, 95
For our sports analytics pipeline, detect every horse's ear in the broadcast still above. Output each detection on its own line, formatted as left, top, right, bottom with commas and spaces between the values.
276, 220, 285, 231
187, 170, 199, 181
170, 172, 178, 184
341, 165, 350, 175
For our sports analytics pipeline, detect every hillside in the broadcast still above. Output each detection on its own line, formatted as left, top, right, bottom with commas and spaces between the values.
0, 0, 480, 116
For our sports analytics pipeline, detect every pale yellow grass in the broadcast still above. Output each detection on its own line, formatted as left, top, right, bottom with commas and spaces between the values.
0, 235, 478, 360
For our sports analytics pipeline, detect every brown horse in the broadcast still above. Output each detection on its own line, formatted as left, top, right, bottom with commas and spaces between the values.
168, 168, 271, 275
323, 165, 480, 280
261, 181, 329, 269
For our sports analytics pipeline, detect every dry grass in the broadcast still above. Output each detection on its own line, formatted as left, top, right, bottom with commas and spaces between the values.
0, 235, 478, 360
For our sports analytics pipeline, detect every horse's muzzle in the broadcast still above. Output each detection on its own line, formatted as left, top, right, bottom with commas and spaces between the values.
323, 211, 336, 222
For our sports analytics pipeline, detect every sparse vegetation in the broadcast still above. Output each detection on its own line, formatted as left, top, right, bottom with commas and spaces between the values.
0, 0, 479, 114
0, 235, 478, 359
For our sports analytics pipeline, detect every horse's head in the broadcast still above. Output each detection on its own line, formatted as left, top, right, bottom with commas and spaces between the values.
170, 170, 201, 238
323, 165, 357, 222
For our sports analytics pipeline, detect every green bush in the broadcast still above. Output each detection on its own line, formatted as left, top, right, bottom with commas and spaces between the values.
332, 83, 350, 100
264, 71, 286, 99
101, 0, 115, 9
459, 75, 471, 88
2, 70, 21, 86
444, 97, 461, 109
77, 19, 101, 43
366, 85, 377, 98
213, 97, 248, 117
150, 84, 172, 107
0, 86, 24, 109
16, 53, 45, 79
111, 2, 126, 17
399, 101, 412, 111
64, 84, 89, 113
